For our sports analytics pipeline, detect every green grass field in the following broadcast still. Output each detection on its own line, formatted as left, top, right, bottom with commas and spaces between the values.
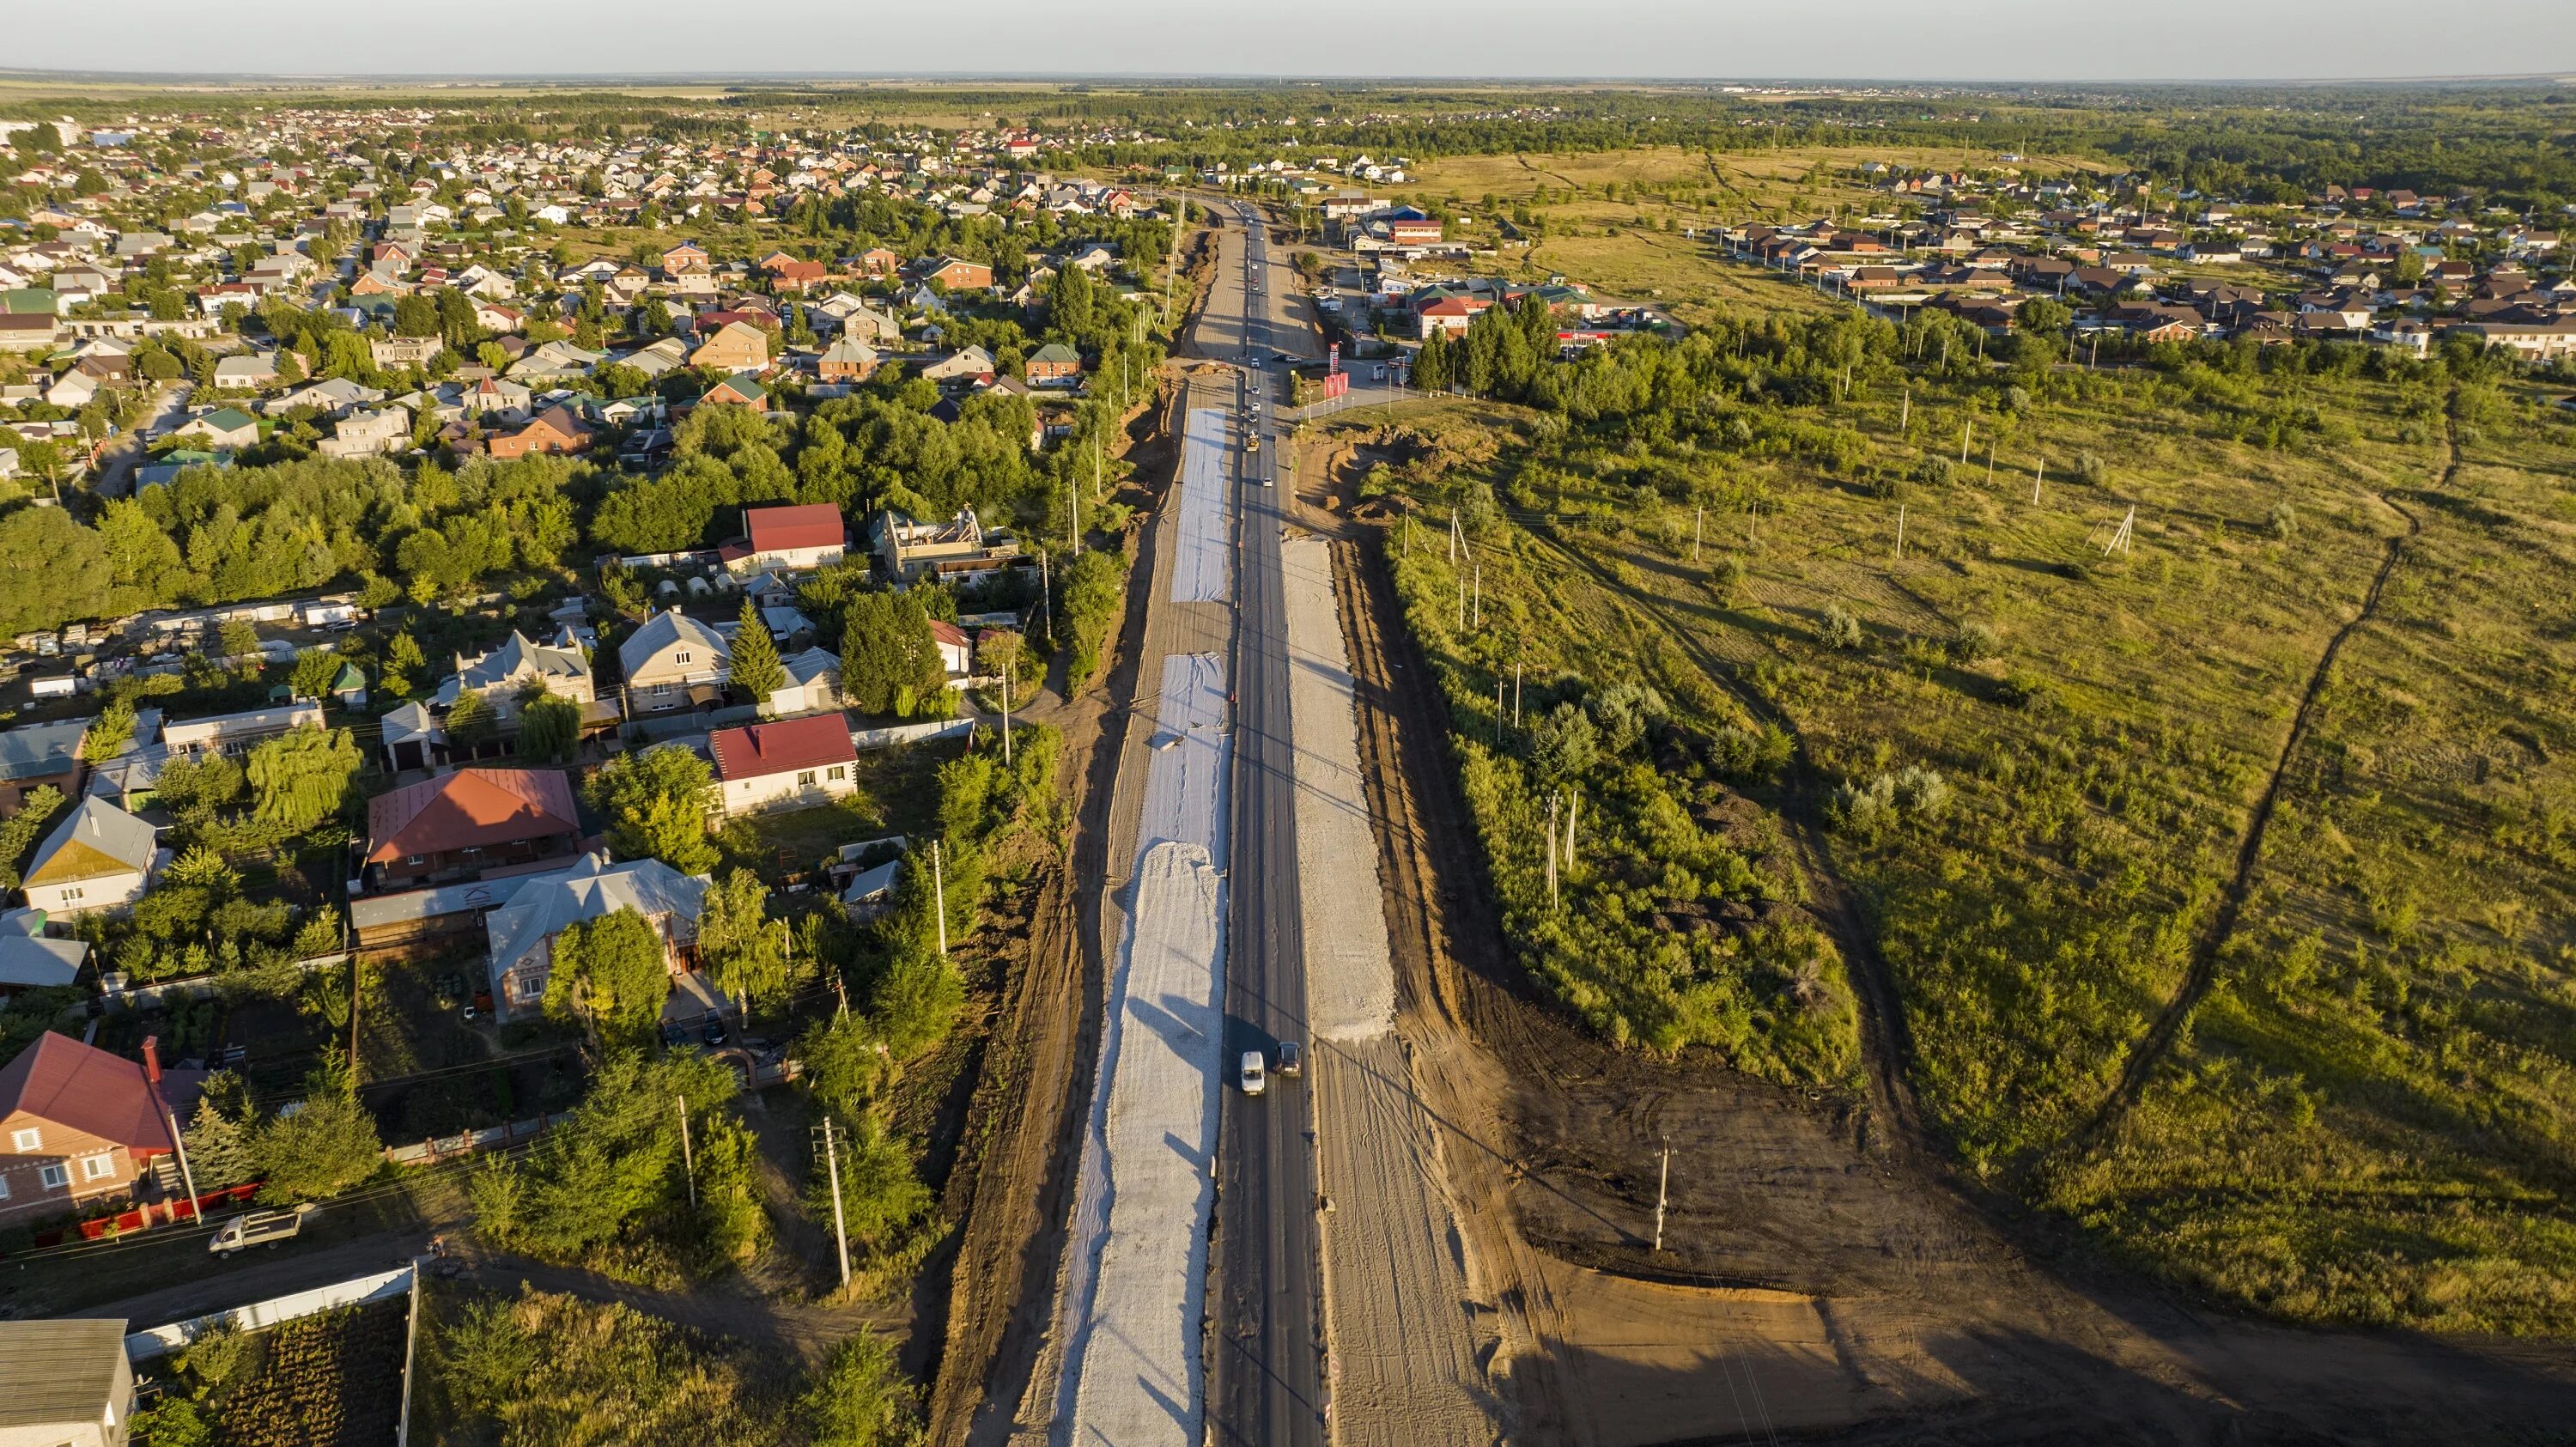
1345, 338, 2576, 1335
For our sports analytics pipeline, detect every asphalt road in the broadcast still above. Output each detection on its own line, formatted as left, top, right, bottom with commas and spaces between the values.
1209, 201, 1328, 1447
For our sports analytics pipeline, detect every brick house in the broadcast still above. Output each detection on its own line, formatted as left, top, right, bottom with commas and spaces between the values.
0, 1032, 197, 1225
690, 319, 771, 373
914, 256, 993, 291
361, 767, 583, 891
484, 404, 595, 459
1025, 342, 1082, 386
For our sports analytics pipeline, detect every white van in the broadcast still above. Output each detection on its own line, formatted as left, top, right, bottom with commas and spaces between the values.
1239, 1050, 1267, 1097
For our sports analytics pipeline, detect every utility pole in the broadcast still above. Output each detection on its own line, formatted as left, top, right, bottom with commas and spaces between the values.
1564, 787, 1580, 871
931, 841, 948, 957
677, 1094, 696, 1210
1455, 568, 1466, 633
2032, 456, 2044, 507
821, 1116, 851, 1289
1692, 506, 1703, 561
1899, 386, 1910, 435
1471, 563, 1481, 629
1985, 438, 1996, 489
1546, 792, 1560, 907
1449, 509, 1458, 563
1038, 549, 1051, 641
999, 660, 1012, 766
1960, 421, 1971, 467
1896, 504, 1906, 560
1496, 678, 1506, 744
1653, 1141, 1671, 1252
1513, 662, 1523, 727
1067, 472, 1080, 559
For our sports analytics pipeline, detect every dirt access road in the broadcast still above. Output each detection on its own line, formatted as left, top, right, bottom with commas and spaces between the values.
1296, 441, 2576, 1446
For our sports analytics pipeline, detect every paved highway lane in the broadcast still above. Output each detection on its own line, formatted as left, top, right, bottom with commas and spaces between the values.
1210, 202, 1329, 1447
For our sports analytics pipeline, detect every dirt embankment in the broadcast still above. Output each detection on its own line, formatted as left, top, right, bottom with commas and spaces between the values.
1302, 446, 2576, 1447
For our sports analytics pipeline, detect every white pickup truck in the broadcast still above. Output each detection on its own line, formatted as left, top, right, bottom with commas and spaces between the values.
209, 1202, 316, 1254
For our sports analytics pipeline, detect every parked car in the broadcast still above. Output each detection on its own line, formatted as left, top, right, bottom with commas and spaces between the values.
1239, 1049, 1267, 1097
662, 1018, 689, 1050
700, 1013, 726, 1048
210, 1203, 316, 1254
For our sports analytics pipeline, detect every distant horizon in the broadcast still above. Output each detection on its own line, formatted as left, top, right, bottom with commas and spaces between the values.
4, 67, 2575, 89
5, 0, 2571, 87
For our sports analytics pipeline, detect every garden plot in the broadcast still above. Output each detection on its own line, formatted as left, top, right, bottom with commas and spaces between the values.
1055, 652, 1230, 1447
1282, 536, 1496, 1445
1170, 407, 1235, 604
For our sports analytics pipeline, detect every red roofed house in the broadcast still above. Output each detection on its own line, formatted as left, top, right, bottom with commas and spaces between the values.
1416, 296, 1480, 337
708, 714, 858, 817
929, 617, 973, 682
1388, 216, 1443, 246
364, 767, 583, 891
767, 258, 829, 295
726, 503, 848, 576
0, 1032, 197, 1225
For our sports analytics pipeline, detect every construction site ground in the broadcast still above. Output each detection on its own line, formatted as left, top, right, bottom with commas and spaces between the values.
1292, 431, 2576, 1447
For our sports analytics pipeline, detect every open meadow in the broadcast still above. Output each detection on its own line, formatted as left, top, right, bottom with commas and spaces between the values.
1336, 318, 2576, 1334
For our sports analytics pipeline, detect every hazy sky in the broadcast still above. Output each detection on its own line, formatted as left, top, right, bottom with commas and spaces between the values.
15, 0, 2576, 82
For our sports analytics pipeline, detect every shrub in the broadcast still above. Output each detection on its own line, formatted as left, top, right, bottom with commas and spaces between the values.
2068, 452, 2108, 486
1828, 773, 1900, 837
1912, 454, 1954, 489
2268, 502, 2297, 539
1708, 723, 1795, 783
1891, 765, 1953, 818
1818, 603, 1867, 651
1997, 670, 2059, 710
1950, 621, 2001, 666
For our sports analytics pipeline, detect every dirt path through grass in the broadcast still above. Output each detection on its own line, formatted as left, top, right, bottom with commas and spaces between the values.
2075, 431, 2440, 1149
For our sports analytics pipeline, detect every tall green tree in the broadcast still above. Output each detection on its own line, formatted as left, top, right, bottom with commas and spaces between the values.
696, 868, 790, 1020
541, 909, 671, 1039
517, 686, 582, 764
726, 599, 787, 712
586, 746, 718, 873
246, 727, 361, 828
256, 1067, 384, 1203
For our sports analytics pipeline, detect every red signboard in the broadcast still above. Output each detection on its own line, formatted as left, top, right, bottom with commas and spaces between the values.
1320, 372, 1350, 399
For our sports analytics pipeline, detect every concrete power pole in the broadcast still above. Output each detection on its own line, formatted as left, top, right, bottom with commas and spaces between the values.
821, 1116, 851, 1289
1653, 1142, 1671, 1252
931, 841, 948, 957
1546, 793, 1560, 907
677, 1094, 696, 1210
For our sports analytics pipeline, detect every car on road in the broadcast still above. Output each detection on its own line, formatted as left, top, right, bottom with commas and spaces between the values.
1276, 1041, 1303, 1077
1239, 1050, 1267, 1097
210, 1203, 316, 1254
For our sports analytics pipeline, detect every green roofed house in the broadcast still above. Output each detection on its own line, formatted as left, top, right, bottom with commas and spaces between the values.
1026, 341, 1083, 386
134, 449, 228, 490
0, 287, 61, 315
705, 373, 769, 411
171, 406, 259, 451
330, 660, 369, 708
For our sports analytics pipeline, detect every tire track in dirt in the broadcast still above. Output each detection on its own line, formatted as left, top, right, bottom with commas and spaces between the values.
2074, 448, 2435, 1147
